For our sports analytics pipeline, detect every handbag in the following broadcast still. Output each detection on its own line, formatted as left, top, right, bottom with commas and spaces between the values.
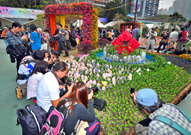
160, 39, 168, 45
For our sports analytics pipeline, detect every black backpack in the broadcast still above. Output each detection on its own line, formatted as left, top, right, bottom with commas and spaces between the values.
16, 105, 47, 135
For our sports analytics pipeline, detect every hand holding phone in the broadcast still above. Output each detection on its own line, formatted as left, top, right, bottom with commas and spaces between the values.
130, 87, 135, 94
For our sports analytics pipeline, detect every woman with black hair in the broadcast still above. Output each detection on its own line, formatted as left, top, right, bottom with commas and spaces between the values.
27, 60, 48, 100
29, 24, 41, 52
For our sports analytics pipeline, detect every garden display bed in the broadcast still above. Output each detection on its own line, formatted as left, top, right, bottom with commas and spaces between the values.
65, 49, 191, 135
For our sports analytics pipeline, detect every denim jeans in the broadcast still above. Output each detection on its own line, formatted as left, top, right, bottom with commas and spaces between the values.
4, 39, 9, 47
157, 42, 168, 53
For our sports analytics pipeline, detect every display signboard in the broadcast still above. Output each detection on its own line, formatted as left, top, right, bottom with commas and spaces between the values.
99, 18, 107, 23
133, 0, 141, 12
0, 7, 44, 19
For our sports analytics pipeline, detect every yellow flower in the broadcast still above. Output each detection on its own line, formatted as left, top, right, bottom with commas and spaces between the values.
92, 8, 98, 48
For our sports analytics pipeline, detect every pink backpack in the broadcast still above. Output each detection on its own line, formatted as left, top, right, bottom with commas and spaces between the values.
39, 108, 68, 135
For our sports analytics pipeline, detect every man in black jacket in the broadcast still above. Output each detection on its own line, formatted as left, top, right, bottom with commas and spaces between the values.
54, 23, 68, 56
6, 22, 28, 71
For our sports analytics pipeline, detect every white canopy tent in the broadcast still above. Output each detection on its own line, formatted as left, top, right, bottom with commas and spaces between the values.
74, 19, 106, 28
104, 21, 123, 27
145, 24, 154, 29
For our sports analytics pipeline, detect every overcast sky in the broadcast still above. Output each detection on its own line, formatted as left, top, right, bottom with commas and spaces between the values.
158, 0, 175, 9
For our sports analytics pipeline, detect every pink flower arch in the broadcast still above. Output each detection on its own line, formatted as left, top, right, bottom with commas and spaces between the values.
44, 2, 93, 42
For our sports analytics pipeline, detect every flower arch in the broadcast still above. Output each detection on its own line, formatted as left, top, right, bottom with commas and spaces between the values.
45, 2, 97, 49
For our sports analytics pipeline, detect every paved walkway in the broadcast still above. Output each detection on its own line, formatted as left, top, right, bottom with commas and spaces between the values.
0, 40, 33, 134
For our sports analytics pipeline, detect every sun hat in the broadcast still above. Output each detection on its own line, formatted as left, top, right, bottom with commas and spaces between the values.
136, 88, 158, 106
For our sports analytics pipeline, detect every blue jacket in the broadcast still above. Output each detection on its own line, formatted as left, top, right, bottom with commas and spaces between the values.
30, 32, 41, 50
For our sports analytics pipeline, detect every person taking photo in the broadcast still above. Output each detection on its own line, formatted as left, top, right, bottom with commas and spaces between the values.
37, 61, 73, 112
6, 22, 28, 71
146, 28, 157, 53
59, 81, 95, 135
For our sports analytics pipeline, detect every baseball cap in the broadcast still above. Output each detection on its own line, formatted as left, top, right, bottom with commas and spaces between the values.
136, 88, 158, 106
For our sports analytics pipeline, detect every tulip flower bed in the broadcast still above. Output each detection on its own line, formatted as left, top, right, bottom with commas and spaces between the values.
64, 49, 191, 134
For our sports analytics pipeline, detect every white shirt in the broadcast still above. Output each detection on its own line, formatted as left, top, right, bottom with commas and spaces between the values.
170, 31, 178, 42
37, 72, 60, 112
27, 72, 43, 99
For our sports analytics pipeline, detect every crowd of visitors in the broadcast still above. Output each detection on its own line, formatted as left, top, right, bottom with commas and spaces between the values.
145, 26, 189, 54
1, 21, 191, 135
98, 27, 121, 42
1, 21, 99, 134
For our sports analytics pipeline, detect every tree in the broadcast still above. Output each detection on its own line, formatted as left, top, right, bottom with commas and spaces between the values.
145, 15, 169, 23
168, 12, 186, 27
99, 0, 127, 22
0, 0, 49, 9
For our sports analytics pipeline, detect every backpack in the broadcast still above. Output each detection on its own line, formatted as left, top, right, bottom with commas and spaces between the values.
181, 31, 187, 42
149, 103, 191, 135
16, 105, 47, 135
16, 58, 36, 81
137, 29, 141, 37
85, 117, 100, 135
39, 107, 68, 135
39, 100, 79, 135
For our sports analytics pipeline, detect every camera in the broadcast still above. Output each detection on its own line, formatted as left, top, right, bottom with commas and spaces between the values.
59, 76, 73, 97
88, 86, 99, 94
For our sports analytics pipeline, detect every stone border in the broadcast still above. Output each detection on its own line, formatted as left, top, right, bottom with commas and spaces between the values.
171, 82, 191, 105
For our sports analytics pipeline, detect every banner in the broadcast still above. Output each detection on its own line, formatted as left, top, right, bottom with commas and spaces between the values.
99, 18, 107, 23
0, 6, 44, 19
133, 0, 141, 12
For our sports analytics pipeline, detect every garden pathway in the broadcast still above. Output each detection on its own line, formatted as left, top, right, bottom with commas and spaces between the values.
0, 39, 190, 134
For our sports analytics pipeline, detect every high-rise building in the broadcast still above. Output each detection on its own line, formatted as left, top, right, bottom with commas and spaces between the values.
173, 0, 181, 13
141, 0, 159, 17
167, 6, 174, 15
158, 8, 163, 15
122, 0, 133, 14
187, 0, 191, 20
180, 0, 190, 17
163, 8, 167, 15
173, 0, 191, 18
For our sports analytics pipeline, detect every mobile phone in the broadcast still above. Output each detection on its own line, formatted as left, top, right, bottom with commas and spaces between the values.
130, 87, 135, 94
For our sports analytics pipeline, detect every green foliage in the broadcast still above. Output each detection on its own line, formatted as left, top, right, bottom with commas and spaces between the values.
106, 26, 112, 30
185, 41, 191, 54
158, 24, 165, 36
99, 0, 127, 22
75, 49, 191, 134
130, 49, 142, 56
123, 16, 133, 22
106, 44, 116, 55
145, 15, 169, 22
168, 12, 186, 27
142, 27, 148, 38
0, 0, 49, 9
